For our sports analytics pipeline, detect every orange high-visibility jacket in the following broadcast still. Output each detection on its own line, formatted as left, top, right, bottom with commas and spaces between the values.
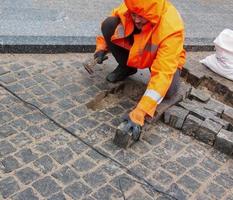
96, 0, 186, 117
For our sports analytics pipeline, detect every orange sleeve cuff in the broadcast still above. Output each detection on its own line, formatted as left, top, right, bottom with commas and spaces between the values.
129, 107, 146, 126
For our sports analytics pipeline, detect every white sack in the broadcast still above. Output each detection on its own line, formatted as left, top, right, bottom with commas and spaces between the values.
200, 29, 233, 81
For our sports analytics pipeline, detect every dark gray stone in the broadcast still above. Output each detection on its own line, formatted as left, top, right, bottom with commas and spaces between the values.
19, 78, 37, 88
77, 117, 99, 130
176, 152, 199, 168
50, 147, 73, 164
195, 118, 222, 145
110, 174, 135, 192
83, 169, 107, 187
25, 126, 45, 139
214, 129, 233, 155
0, 140, 16, 157
38, 94, 56, 104
33, 155, 54, 174
152, 169, 173, 185
200, 158, 221, 172
209, 116, 230, 130
164, 106, 189, 129
35, 141, 55, 153
204, 98, 225, 115
69, 140, 88, 154
140, 154, 163, 171
70, 105, 88, 118
0, 177, 19, 198
0, 111, 13, 124
15, 148, 38, 163
16, 167, 40, 185
177, 175, 200, 192
31, 86, 47, 96
73, 93, 91, 104
84, 86, 100, 96
23, 112, 44, 123
223, 105, 233, 124
93, 184, 121, 200
47, 192, 66, 200
214, 173, 233, 189
9, 64, 24, 71
57, 112, 75, 125
32, 176, 60, 197
1, 156, 20, 173
50, 134, 70, 146
162, 161, 186, 176
114, 149, 138, 165
42, 121, 59, 132
0, 74, 17, 84
72, 156, 96, 172
64, 84, 82, 94
167, 183, 189, 200
182, 114, 203, 136
0, 125, 17, 138
52, 166, 79, 184
9, 105, 30, 117
10, 119, 28, 131
13, 188, 39, 200
189, 87, 210, 102
204, 183, 225, 199
52, 89, 69, 99
58, 99, 75, 110
7, 83, 24, 93
90, 111, 113, 122
41, 82, 58, 92
129, 164, 151, 178
87, 148, 108, 162
106, 105, 124, 115
64, 181, 92, 199
143, 133, 162, 146
188, 166, 211, 182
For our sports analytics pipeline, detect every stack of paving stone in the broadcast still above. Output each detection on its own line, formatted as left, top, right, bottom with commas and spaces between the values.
164, 87, 233, 155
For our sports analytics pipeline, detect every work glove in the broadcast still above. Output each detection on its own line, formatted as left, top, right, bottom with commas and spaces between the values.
121, 115, 142, 141
94, 50, 108, 64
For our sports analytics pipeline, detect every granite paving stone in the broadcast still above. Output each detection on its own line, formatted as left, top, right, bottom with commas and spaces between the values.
0, 53, 232, 200
0, 177, 20, 199
12, 188, 39, 200
215, 129, 233, 155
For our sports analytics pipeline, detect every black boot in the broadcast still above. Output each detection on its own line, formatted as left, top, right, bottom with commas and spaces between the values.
106, 65, 137, 83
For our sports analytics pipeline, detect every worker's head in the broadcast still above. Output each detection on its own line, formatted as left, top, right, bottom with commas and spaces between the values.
131, 12, 148, 30
124, 0, 166, 25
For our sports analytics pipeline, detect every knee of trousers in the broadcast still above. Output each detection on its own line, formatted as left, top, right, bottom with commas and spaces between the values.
101, 16, 120, 40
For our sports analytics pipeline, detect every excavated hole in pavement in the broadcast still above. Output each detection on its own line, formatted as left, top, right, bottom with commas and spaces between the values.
86, 81, 146, 111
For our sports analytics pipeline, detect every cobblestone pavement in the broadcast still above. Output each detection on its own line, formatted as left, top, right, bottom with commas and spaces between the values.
0, 53, 233, 200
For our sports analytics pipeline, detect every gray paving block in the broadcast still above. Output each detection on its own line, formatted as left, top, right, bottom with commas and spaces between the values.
204, 98, 225, 115
195, 119, 222, 145
182, 114, 203, 136
164, 106, 189, 129
214, 129, 233, 155
223, 105, 233, 124
189, 87, 210, 102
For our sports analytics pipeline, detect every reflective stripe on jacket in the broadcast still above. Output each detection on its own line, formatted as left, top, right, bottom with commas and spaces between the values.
96, 0, 186, 117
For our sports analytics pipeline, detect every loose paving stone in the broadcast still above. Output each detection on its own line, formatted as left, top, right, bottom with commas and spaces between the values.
0, 140, 16, 157
214, 173, 233, 189
93, 184, 122, 200
209, 116, 230, 130
0, 177, 20, 199
33, 155, 55, 174
189, 87, 210, 102
182, 114, 203, 136
177, 175, 200, 193
32, 176, 61, 197
50, 147, 73, 165
204, 182, 226, 199
214, 129, 233, 155
47, 192, 66, 200
195, 118, 222, 145
164, 106, 189, 129
52, 166, 79, 184
1, 155, 20, 173
64, 181, 92, 200
83, 169, 107, 187
223, 105, 233, 124
72, 156, 96, 172
15, 148, 38, 164
204, 98, 225, 115
16, 167, 40, 185
12, 188, 39, 200
143, 133, 162, 146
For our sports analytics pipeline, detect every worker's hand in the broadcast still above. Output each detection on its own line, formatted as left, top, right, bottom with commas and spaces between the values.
94, 50, 108, 64
121, 115, 142, 141
129, 107, 146, 126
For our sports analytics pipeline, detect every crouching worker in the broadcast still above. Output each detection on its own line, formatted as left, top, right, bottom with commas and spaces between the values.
94, 0, 186, 137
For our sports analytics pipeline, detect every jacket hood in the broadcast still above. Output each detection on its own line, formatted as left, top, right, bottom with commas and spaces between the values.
124, 0, 166, 24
